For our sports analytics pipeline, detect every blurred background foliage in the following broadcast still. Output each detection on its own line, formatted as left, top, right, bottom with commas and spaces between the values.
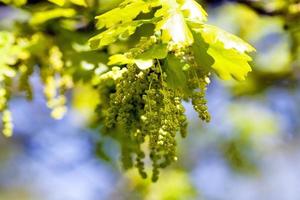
0, 0, 300, 199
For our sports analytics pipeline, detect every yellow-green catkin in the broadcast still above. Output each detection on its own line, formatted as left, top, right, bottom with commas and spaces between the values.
95, 63, 189, 181
0, 81, 13, 137
92, 34, 212, 181
2, 109, 13, 137
42, 46, 73, 119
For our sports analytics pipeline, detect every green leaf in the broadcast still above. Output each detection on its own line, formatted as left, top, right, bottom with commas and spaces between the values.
136, 44, 168, 60
180, 0, 207, 23
191, 30, 214, 71
108, 54, 134, 66
207, 42, 253, 80
108, 44, 167, 68
48, 0, 87, 7
48, 0, 65, 6
70, 0, 87, 6
200, 24, 255, 53
135, 59, 153, 70
90, 0, 160, 49
162, 54, 188, 90
89, 20, 146, 49
95, 0, 157, 29
193, 24, 255, 80
30, 8, 76, 25
108, 55, 154, 70
155, 1, 194, 44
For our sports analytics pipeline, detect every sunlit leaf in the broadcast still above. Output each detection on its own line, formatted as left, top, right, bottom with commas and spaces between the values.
136, 44, 168, 60
108, 54, 134, 65
70, 0, 87, 7
30, 8, 76, 25
135, 59, 153, 70
48, 0, 65, 6
49, 0, 87, 6
89, 20, 147, 49
180, 0, 207, 23
200, 24, 255, 53
193, 25, 255, 80
208, 42, 253, 80
155, 1, 194, 44
95, 0, 156, 29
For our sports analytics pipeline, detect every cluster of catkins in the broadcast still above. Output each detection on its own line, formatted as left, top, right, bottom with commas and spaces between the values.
95, 37, 211, 182
0, 33, 74, 137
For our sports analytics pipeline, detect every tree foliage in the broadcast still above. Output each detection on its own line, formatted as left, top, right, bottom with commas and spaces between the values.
0, 0, 256, 181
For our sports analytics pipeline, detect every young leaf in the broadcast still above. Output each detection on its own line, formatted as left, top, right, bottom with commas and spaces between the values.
108, 55, 154, 70
192, 24, 255, 80
108, 54, 134, 66
207, 42, 253, 80
48, 0, 65, 6
135, 59, 153, 70
191, 30, 214, 71
180, 0, 207, 23
163, 54, 188, 89
95, 0, 156, 29
136, 44, 168, 60
48, 0, 87, 7
199, 24, 255, 53
89, 20, 146, 49
155, 0, 194, 44
30, 8, 76, 25
70, 0, 87, 7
